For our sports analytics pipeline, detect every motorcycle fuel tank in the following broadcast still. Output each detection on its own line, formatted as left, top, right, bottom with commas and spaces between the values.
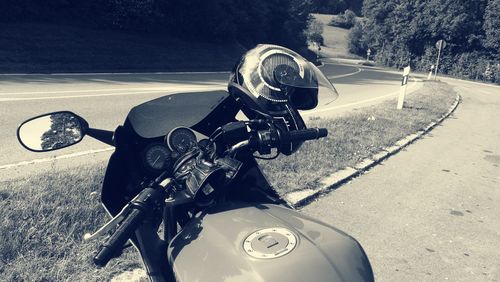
168, 202, 373, 282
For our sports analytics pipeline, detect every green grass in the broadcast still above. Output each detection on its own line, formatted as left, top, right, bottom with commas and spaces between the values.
259, 81, 457, 195
0, 164, 142, 281
0, 23, 245, 73
0, 81, 457, 280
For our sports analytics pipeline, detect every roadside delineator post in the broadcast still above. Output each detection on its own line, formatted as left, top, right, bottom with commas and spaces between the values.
434, 40, 446, 80
397, 65, 411, 110
427, 65, 435, 80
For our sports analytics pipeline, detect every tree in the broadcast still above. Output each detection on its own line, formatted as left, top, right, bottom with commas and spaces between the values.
348, 0, 497, 82
307, 19, 325, 45
483, 0, 500, 52
347, 20, 366, 54
41, 113, 82, 150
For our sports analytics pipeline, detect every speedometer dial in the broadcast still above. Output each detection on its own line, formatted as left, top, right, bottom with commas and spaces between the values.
166, 127, 197, 154
143, 143, 171, 171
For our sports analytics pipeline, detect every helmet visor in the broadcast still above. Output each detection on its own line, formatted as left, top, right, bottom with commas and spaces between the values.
274, 61, 339, 109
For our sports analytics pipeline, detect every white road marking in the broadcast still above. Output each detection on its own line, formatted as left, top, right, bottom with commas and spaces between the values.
0, 64, 416, 169
1, 80, 420, 170
0, 68, 361, 101
0, 86, 221, 96
328, 68, 362, 79
0, 147, 114, 170
0, 85, 226, 102
0, 71, 230, 76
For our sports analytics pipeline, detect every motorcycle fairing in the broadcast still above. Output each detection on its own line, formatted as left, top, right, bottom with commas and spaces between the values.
101, 90, 283, 216
126, 90, 239, 138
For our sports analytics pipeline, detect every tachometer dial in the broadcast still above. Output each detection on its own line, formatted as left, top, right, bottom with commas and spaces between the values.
167, 127, 197, 154
143, 143, 171, 171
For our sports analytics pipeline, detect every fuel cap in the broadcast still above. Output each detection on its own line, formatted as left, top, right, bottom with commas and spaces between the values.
243, 227, 297, 259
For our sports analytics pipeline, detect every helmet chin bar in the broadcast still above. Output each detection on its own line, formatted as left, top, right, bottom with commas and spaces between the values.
288, 86, 319, 110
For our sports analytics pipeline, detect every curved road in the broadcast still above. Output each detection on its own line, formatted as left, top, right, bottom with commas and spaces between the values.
0, 63, 415, 169
302, 79, 500, 281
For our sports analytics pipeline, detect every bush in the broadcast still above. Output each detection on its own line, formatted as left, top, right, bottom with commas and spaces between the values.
344, 10, 356, 27
329, 9, 356, 29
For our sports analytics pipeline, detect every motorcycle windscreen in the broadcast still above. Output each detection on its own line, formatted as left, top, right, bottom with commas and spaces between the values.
126, 91, 238, 139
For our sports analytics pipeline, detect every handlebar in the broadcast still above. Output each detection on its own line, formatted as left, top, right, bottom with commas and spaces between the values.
219, 120, 328, 156
93, 208, 145, 267
93, 187, 166, 267
249, 126, 328, 155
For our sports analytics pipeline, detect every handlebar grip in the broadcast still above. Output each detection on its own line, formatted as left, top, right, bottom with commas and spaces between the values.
286, 128, 328, 142
93, 208, 145, 267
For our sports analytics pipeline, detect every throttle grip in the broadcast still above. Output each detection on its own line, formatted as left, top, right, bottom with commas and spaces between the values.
286, 128, 328, 142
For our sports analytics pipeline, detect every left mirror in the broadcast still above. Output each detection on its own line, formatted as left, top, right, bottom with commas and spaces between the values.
17, 111, 86, 152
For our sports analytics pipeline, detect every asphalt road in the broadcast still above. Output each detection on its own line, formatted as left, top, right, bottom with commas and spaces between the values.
0, 63, 413, 168
302, 79, 500, 281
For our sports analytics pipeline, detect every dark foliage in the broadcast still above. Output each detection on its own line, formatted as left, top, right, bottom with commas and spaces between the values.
0, 0, 313, 51
348, 0, 499, 83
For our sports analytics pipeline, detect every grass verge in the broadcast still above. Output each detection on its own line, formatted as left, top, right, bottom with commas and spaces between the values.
0, 81, 456, 280
259, 81, 457, 195
0, 164, 141, 281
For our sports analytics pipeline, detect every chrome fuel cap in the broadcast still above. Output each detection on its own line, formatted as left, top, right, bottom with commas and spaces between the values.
243, 227, 297, 259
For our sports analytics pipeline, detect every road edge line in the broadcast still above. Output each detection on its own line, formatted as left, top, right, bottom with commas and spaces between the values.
0, 148, 114, 170
286, 93, 462, 208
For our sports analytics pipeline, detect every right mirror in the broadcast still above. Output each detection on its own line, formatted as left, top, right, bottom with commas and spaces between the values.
17, 111, 86, 152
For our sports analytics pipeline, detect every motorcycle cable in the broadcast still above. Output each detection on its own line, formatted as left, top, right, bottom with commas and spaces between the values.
208, 119, 268, 147
253, 150, 281, 160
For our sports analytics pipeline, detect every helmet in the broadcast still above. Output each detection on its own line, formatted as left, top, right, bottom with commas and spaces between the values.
228, 44, 338, 154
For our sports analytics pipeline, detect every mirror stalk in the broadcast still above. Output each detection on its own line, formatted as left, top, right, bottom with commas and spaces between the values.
87, 128, 115, 146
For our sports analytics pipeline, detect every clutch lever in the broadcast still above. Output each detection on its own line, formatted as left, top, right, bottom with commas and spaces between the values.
84, 173, 174, 241
83, 199, 135, 241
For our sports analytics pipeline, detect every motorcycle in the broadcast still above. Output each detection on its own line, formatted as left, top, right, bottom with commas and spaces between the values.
16, 45, 373, 281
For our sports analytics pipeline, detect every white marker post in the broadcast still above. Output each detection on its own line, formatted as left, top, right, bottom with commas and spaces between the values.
427, 65, 435, 80
397, 65, 411, 110
434, 40, 446, 80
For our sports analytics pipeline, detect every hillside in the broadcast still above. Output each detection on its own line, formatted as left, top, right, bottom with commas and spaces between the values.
0, 23, 246, 73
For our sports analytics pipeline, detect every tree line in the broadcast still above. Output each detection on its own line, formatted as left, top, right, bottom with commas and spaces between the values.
348, 0, 499, 83
1, 0, 312, 51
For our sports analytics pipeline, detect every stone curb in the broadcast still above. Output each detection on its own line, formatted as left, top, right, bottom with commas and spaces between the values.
285, 94, 461, 208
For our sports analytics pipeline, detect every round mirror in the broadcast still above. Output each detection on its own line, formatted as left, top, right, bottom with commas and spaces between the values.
17, 111, 85, 152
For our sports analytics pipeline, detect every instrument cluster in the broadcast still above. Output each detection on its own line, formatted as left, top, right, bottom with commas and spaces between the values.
141, 127, 214, 173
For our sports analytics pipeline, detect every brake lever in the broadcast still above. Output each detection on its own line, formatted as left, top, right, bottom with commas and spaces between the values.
83, 188, 148, 241
83, 203, 131, 241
